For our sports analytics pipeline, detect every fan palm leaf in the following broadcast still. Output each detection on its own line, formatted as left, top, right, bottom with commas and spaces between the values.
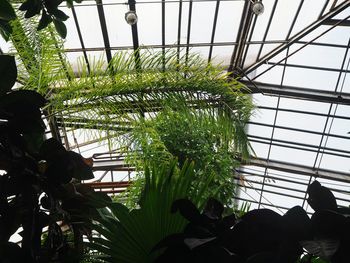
88, 160, 216, 263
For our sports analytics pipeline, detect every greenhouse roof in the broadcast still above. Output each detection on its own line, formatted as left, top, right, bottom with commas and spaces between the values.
1, 0, 350, 214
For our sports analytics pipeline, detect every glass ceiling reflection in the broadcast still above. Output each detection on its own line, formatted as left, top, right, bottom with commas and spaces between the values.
1, 0, 350, 213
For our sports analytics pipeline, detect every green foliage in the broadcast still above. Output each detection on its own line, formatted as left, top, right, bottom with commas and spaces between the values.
0, 0, 84, 39
0, 54, 107, 262
89, 160, 217, 263
9, 11, 67, 94
127, 104, 243, 207
297, 254, 330, 263
45, 49, 252, 209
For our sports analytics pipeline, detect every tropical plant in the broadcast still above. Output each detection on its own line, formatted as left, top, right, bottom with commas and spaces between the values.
154, 180, 350, 263
3, 5, 253, 214
0, 0, 83, 39
0, 54, 108, 262
126, 103, 244, 208
87, 159, 219, 263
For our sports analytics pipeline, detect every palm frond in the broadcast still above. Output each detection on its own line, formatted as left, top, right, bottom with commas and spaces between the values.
47, 49, 253, 156
89, 160, 217, 263
9, 6, 67, 95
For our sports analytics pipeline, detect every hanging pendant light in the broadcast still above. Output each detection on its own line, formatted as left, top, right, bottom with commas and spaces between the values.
125, 11, 138, 25
251, 1, 264, 16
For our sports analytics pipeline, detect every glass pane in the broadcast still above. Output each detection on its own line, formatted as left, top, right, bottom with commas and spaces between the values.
214, 1, 244, 42
74, 5, 105, 48
190, 2, 216, 43
137, 3, 162, 45
104, 3, 133, 47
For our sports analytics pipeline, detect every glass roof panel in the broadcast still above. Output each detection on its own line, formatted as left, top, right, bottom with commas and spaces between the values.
104, 4, 133, 47
301, 25, 350, 46
164, 2, 181, 45
73, 5, 105, 48
265, 1, 302, 41
269, 145, 317, 166
249, 142, 269, 159
250, 0, 280, 41
277, 98, 331, 114
136, 3, 162, 45
283, 67, 339, 91
290, 0, 325, 36
59, 6, 81, 49
214, 0, 244, 42
210, 45, 234, 65
286, 44, 345, 69
190, 2, 216, 43
273, 128, 322, 146
275, 108, 327, 132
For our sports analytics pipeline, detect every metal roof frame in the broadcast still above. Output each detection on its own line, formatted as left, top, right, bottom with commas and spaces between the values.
3, 0, 350, 213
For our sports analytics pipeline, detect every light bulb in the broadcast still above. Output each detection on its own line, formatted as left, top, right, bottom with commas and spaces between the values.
252, 2, 264, 15
125, 11, 138, 25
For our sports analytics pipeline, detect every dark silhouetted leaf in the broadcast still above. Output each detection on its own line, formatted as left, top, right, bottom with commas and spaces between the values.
85, 191, 111, 208
44, 0, 63, 12
171, 199, 201, 223
37, 10, 52, 30
184, 222, 214, 238
0, 242, 32, 263
66, 0, 73, 7
0, 20, 12, 41
152, 233, 185, 252
75, 183, 94, 195
227, 209, 283, 257
300, 239, 339, 261
23, 132, 44, 154
283, 206, 311, 241
53, 18, 67, 38
0, 0, 16, 21
51, 8, 69, 21
8, 114, 45, 133
307, 180, 337, 212
311, 210, 346, 239
19, 0, 33, 11
39, 138, 66, 161
67, 151, 94, 180
184, 237, 216, 249
0, 55, 17, 96
0, 90, 46, 111
203, 198, 224, 220
40, 195, 50, 209
24, 2, 42, 18
217, 214, 236, 232
246, 252, 277, 263
45, 153, 72, 185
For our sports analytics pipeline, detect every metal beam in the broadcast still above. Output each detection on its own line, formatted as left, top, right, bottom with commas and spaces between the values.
128, 0, 141, 70
71, 6, 91, 73
265, 61, 350, 74
96, 0, 112, 63
62, 40, 349, 53
243, 80, 350, 105
208, 0, 221, 62
245, 157, 350, 183
227, 0, 253, 76
244, 0, 350, 75
323, 18, 350, 27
